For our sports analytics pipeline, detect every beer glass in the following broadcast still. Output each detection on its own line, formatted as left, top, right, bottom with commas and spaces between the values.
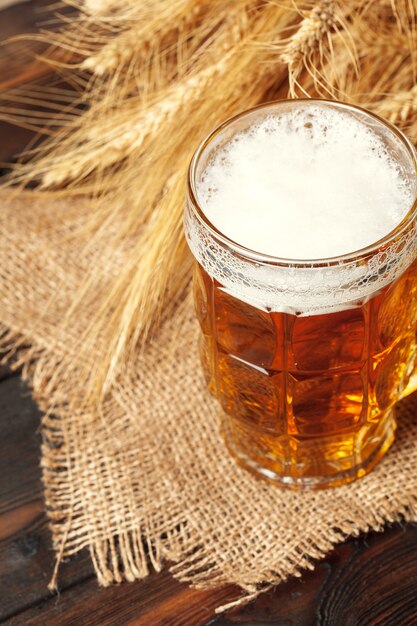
184, 99, 417, 488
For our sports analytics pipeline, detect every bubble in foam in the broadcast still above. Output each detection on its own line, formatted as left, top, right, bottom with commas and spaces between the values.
198, 105, 414, 259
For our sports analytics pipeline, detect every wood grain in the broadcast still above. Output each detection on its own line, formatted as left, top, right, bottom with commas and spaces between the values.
0, 0, 49, 91
2, 371, 417, 625
0, 375, 94, 621
0, 0, 76, 167
2, 2, 417, 625
0, 374, 240, 625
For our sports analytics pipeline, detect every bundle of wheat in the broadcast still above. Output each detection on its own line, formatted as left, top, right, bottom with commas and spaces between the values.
1, 0, 416, 407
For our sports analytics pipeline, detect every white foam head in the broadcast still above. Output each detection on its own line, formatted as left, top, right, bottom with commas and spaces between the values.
185, 101, 417, 314
198, 105, 413, 259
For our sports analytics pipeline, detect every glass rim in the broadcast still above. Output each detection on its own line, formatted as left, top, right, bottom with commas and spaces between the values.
187, 98, 417, 268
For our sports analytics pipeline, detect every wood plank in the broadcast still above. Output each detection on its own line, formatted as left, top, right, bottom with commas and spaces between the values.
0, 0, 47, 39
0, 0, 57, 88
0, 0, 76, 166
0, 375, 95, 621
0, 377, 43, 518
0, 364, 13, 381
7, 569, 237, 626
213, 524, 417, 626
0, 373, 240, 624
4, 362, 415, 625
8, 523, 417, 626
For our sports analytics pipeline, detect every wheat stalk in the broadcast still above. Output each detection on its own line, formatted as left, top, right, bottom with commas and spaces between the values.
8, 1, 250, 190
83, 0, 119, 15
3, 0, 417, 406
42, 58, 230, 187
257, 0, 361, 98
281, 1, 338, 96
82, 0, 142, 17
373, 85, 417, 123
81, 0, 201, 75
45, 2, 293, 401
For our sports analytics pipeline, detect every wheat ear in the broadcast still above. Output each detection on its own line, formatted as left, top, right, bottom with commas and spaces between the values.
373, 85, 417, 123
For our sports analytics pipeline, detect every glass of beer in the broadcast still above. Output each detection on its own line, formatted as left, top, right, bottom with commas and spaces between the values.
184, 99, 417, 489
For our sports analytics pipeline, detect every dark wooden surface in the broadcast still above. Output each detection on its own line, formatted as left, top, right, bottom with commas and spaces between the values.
3, 370, 417, 626
2, 3, 417, 625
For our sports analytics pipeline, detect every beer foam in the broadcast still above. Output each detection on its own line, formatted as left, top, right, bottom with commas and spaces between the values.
186, 104, 417, 314
198, 106, 414, 259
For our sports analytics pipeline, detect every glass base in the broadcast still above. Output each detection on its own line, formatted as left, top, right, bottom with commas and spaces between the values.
222, 409, 397, 490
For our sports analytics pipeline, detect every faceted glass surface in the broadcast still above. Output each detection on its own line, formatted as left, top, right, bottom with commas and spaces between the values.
194, 260, 417, 487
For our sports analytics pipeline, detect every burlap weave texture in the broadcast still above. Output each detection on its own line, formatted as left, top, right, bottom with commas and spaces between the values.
2, 193, 417, 610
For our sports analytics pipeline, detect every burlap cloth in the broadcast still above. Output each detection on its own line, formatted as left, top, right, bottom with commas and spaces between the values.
2, 192, 417, 611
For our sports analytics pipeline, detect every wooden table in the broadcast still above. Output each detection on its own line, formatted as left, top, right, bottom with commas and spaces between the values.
2, 3, 417, 624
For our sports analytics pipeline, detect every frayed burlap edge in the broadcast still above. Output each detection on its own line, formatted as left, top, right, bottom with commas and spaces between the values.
3, 196, 417, 614
39, 373, 417, 613
5, 312, 417, 614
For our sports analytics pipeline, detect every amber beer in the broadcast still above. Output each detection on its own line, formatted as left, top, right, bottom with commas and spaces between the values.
185, 100, 417, 488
